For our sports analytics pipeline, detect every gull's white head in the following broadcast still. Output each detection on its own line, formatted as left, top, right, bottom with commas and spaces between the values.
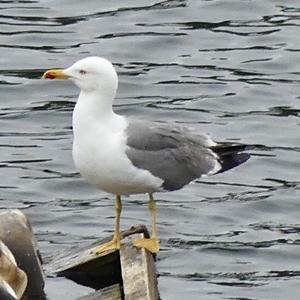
43, 56, 118, 96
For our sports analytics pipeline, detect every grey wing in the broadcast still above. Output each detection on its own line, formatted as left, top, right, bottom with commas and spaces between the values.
125, 119, 220, 191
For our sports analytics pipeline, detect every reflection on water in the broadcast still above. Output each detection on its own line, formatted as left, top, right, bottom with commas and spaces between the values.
1, 0, 300, 299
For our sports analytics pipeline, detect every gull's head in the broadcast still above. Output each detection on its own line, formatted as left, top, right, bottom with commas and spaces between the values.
43, 56, 118, 95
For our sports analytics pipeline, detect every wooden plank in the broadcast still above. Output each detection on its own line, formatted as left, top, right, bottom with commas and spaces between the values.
76, 284, 122, 300
120, 233, 159, 300
45, 225, 150, 290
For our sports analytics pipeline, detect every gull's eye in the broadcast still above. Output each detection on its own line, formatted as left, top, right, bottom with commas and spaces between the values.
79, 69, 87, 75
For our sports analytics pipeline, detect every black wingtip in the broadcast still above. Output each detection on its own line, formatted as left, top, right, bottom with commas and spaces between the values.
211, 144, 251, 174
217, 152, 250, 174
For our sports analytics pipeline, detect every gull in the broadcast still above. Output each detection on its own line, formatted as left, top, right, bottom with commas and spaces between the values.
43, 57, 250, 254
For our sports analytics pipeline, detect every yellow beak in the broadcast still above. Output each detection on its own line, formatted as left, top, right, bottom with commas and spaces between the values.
43, 69, 69, 80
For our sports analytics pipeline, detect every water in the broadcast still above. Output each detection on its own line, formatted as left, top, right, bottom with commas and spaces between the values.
1, 0, 300, 299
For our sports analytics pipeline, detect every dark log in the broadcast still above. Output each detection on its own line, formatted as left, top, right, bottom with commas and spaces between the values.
0, 279, 17, 300
0, 209, 45, 299
0, 240, 27, 299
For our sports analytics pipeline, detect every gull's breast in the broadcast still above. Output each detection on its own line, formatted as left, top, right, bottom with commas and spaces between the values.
72, 115, 163, 195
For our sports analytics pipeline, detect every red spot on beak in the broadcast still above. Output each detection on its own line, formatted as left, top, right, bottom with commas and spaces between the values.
42, 69, 69, 80
44, 73, 55, 80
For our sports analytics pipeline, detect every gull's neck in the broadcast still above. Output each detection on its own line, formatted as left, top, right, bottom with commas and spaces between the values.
72, 88, 121, 136
79, 89, 114, 117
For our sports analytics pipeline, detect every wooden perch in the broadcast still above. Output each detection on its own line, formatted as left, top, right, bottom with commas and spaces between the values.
120, 233, 159, 300
45, 225, 159, 300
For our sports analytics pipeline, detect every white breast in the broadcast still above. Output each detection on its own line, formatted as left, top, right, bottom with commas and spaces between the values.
72, 110, 163, 195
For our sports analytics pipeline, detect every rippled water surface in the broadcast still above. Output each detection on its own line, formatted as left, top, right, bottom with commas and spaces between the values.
1, 0, 300, 299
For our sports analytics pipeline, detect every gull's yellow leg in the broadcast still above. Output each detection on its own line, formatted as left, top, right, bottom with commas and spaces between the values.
133, 193, 160, 253
91, 195, 122, 254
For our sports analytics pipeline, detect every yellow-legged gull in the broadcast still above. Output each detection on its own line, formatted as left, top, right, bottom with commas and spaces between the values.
43, 57, 250, 254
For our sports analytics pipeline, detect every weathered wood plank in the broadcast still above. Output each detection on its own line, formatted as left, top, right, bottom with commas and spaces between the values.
45, 225, 159, 299
45, 225, 150, 290
120, 233, 159, 300
76, 283, 122, 300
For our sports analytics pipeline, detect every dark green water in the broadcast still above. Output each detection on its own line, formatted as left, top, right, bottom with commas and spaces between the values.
1, 0, 300, 299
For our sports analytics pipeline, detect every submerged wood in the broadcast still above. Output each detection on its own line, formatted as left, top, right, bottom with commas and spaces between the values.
0, 209, 45, 299
76, 284, 122, 300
